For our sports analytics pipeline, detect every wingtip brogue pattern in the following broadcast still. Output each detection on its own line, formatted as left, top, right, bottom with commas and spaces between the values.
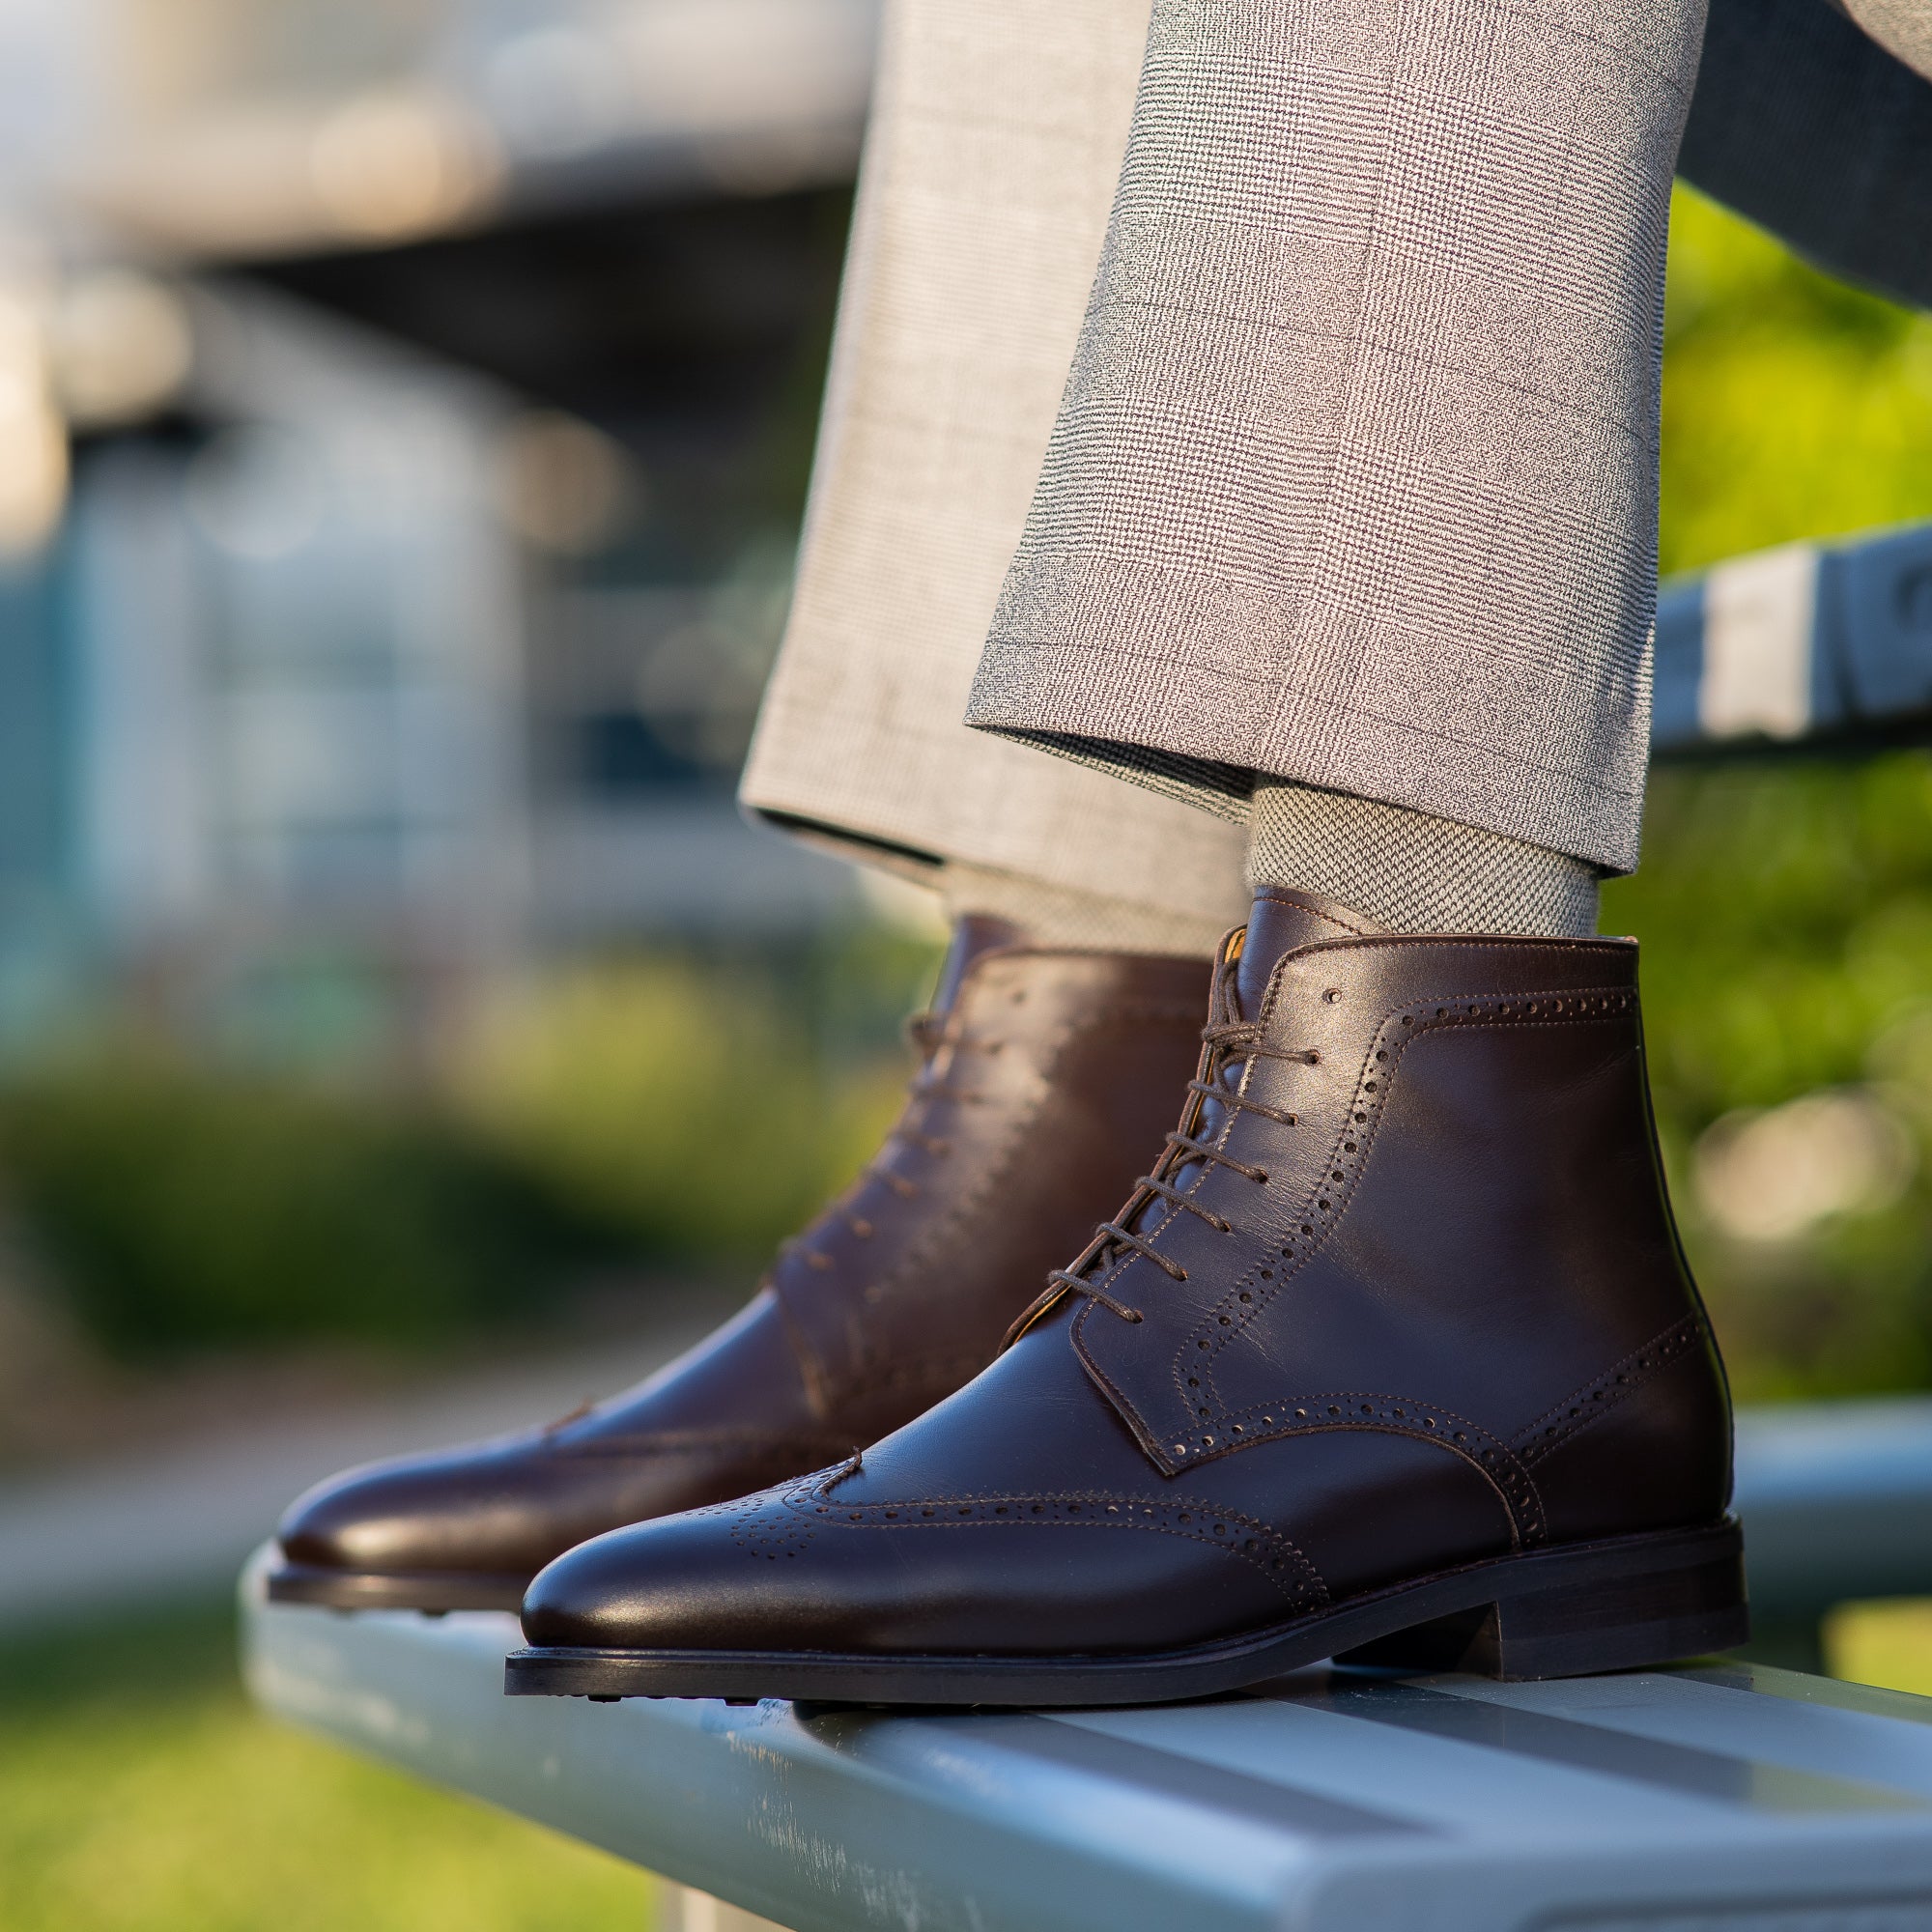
508, 902, 1744, 1703
269, 925, 1212, 1611
1072, 934, 1729, 1531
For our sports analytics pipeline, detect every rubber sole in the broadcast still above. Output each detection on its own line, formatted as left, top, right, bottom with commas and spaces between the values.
266, 1560, 527, 1614
503, 1518, 1747, 1708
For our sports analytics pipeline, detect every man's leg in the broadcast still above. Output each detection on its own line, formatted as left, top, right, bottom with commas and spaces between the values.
739, 0, 1249, 956
963, 0, 1706, 937
516, 0, 1748, 1703
1238, 0, 1932, 936
270, 1, 1242, 1611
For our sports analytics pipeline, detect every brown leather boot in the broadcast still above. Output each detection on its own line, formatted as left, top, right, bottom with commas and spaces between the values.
268, 919, 1210, 1610
509, 889, 1745, 1703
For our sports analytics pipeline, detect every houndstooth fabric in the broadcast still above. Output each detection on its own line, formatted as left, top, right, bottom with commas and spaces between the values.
965, 0, 1709, 875
1248, 780, 1602, 936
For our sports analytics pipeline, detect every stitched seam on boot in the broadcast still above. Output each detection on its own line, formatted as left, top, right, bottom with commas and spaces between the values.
1065, 987, 1630, 1524
1509, 1314, 1708, 1468
1183, 989, 1634, 1413
669, 1457, 858, 1521
1159, 1394, 1543, 1549
1172, 991, 1636, 1542
1250, 888, 1384, 941
1065, 979, 1634, 1511
1253, 939, 1634, 1037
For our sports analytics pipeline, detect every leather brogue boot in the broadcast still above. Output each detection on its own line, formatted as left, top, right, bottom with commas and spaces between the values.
268, 919, 1210, 1610
509, 889, 1745, 1703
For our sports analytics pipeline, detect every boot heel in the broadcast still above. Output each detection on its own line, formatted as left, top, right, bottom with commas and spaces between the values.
1335, 1526, 1749, 1681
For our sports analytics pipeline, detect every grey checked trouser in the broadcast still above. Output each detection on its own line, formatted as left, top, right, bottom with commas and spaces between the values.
740, 0, 1932, 910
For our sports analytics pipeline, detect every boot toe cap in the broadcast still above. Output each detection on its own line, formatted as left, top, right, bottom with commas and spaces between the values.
518, 1477, 1294, 1658
522, 1508, 800, 1650
277, 1435, 565, 1579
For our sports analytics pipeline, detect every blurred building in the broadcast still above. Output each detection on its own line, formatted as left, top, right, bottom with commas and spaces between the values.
0, 0, 881, 1057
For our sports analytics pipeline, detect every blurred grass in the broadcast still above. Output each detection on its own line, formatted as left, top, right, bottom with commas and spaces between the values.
0, 1049, 586, 1354
0, 1600, 653, 1932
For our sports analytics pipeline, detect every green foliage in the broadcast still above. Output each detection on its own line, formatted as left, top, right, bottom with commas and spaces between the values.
0, 944, 916, 1361
0, 1599, 653, 1932
1615, 187, 1932, 1401
448, 953, 906, 1265
1607, 759, 1932, 1399
0, 1048, 583, 1357
1660, 187, 1932, 574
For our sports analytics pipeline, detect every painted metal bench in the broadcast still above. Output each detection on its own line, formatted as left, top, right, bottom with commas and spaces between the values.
243, 1397, 1932, 1931
240, 518, 1932, 1926
1653, 521, 1932, 754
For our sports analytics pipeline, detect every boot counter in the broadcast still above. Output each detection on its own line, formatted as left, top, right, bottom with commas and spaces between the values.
1520, 1322, 1734, 1542
1530, 1018, 1733, 1541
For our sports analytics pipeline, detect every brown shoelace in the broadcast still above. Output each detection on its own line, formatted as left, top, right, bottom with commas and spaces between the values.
1037, 950, 1316, 1327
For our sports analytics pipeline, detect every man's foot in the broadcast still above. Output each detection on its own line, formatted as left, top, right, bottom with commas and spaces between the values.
508, 890, 1745, 1701
268, 919, 1211, 1610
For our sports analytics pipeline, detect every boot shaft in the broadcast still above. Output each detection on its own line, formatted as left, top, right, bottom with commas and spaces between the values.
772, 928, 1209, 1433
1070, 914, 1733, 1541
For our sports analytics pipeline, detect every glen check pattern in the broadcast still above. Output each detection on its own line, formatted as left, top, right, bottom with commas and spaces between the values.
738, 0, 1253, 933
968, 0, 1709, 873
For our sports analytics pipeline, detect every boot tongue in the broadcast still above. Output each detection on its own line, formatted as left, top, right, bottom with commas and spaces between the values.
1235, 888, 1384, 1018
931, 913, 1027, 1014
1114, 890, 1382, 1244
